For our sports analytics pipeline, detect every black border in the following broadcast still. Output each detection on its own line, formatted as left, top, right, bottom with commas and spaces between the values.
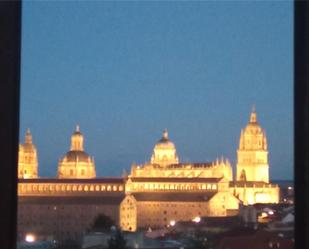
294, 2, 309, 249
0, 1, 21, 249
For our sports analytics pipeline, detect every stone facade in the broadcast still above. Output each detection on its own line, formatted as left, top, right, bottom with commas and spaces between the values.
17, 178, 125, 241
120, 178, 239, 231
17, 109, 280, 240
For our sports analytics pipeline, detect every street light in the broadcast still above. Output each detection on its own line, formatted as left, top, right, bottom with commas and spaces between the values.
25, 233, 36, 243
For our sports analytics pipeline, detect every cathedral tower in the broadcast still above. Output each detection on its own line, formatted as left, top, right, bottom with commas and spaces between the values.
150, 129, 179, 167
236, 108, 269, 183
57, 125, 96, 178
18, 129, 38, 178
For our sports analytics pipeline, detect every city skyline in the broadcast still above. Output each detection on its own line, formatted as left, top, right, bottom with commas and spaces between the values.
20, 2, 293, 179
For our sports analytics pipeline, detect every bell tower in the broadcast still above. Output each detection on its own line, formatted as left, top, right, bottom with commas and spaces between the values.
236, 107, 269, 183
18, 129, 38, 178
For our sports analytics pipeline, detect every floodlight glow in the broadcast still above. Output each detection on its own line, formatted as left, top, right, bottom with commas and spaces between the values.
25, 234, 36, 243
261, 212, 268, 218
169, 220, 176, 226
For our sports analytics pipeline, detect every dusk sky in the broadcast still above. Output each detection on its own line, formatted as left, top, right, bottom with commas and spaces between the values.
20, 2, 293, 180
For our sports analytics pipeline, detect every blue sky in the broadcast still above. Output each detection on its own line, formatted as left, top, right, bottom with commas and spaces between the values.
20, 1, 293, 180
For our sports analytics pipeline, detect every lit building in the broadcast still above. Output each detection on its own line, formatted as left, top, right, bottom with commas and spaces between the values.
18, 178, 125, 241
18, 129, 38, 179
131, 130, 233, 180
120, 177, 239, 231
231, 109, 279, 205
57, 125, 96, 178
17, 108, 280, 239
18, 126, 123, 241
120, 130, 238, 231
236, 108, 269, 183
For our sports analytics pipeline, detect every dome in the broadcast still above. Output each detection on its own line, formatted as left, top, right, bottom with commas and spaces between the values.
57, 125, 96, 178
153, 129, 176, 150
63, 150, 92, 163
150, 129, 179, 167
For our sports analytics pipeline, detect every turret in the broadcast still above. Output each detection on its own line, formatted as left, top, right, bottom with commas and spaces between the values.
18, 129, 38, 178
236, 107, 269, 183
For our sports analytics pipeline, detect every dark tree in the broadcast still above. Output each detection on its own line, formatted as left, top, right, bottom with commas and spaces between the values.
91, 214, 114, 231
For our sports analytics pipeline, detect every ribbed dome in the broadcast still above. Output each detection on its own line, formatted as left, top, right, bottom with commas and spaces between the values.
63, 151, 92, 163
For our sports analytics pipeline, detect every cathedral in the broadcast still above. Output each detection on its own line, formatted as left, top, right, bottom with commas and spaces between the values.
17, 109, 279, 239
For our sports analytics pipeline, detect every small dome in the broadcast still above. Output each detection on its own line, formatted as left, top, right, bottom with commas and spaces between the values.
154, 129, 176, 150
150, 129, 179, 166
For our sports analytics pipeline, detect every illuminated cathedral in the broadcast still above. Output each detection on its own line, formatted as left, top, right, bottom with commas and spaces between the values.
17, 108, 279, 238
